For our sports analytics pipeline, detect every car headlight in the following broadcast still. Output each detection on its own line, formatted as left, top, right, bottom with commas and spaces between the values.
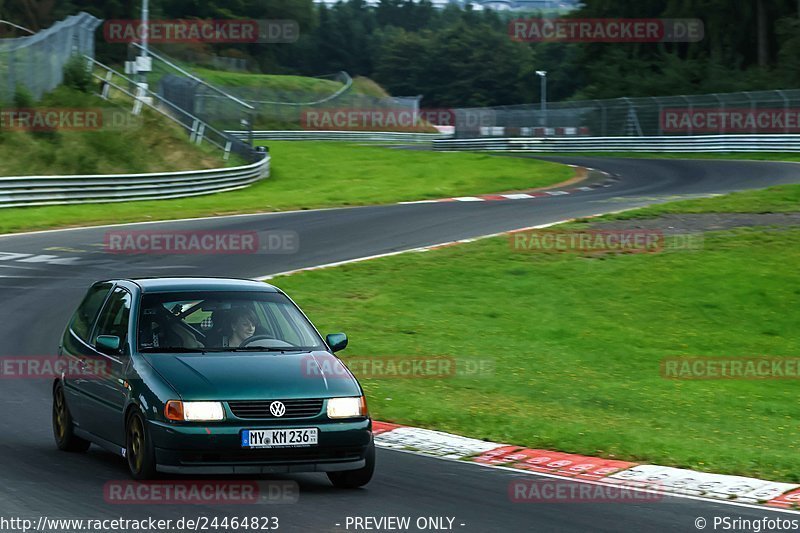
165, 400, 225, 421
327, 396, 367, 419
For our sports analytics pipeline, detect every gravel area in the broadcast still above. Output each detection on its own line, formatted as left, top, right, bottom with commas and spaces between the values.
588, 213, 800, 232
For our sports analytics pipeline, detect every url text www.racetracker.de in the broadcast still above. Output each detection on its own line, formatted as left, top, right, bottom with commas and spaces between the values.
0, 516, 279, 532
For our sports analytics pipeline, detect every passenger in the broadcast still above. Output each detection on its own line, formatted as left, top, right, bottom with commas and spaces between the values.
224, 308, 258, 347
140, 306, 204, 349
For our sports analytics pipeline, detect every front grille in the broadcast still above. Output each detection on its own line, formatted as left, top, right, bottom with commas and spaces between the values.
228, 399, 324, 419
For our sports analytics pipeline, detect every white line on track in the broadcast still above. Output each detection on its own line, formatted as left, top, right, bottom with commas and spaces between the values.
257, 209, 640, 281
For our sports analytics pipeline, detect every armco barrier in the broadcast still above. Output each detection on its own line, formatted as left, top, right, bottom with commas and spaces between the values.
432, 135, 800, 152
0, 152, 270, 208
227, 130, 449, 143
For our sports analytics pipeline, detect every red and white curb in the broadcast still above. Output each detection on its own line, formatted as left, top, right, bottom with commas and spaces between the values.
372, 421, 800, 510
399, 167, 618, 205
398, 185, 612, 204
399, 189, 588, 204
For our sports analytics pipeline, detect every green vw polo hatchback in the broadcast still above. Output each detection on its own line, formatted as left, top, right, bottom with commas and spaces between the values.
53, 277, 374, 488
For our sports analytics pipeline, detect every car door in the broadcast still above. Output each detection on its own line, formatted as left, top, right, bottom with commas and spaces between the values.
61, 282, 113, 429
79, 286, 132, 446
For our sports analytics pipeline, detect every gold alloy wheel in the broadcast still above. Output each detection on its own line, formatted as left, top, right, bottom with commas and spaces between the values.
53, 387, 67, 440
127, 415, 145, 473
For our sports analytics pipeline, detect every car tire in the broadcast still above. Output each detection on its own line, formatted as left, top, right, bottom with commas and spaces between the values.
327, 441, 375, 489
52, 382, 91, 453
126, 409, 157, 480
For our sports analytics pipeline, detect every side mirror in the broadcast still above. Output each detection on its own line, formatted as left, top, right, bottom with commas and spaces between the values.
326, 333, 348, 353
96, 335, 121, 355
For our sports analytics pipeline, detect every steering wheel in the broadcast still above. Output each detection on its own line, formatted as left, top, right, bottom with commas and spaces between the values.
239, 334, 276, 347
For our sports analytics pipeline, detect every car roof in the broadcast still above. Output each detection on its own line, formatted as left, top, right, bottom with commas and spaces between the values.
110, 277, 280, 294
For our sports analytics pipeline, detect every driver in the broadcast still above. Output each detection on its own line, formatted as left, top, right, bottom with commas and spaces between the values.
223, 308, 258, 348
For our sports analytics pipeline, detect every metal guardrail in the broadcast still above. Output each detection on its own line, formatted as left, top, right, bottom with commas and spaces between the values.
228, 130, 450, 142
87, 56, 257, 162
0, 153, 270, 208
432, 135, 800, 153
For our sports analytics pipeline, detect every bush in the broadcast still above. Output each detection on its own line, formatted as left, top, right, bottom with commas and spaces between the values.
63, 56, 93, 93
13, 85, 34, 108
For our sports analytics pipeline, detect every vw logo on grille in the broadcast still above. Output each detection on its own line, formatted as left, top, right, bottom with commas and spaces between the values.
269, 401, 286, 417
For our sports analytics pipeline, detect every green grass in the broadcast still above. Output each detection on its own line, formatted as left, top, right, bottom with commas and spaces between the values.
192, 68, 342, 94
0, 87, 235, 176
270, 186, 800, 482
349, 76, 391, 98
605, 183, 800, 218
190, 68, 389, 98
185, 67, 397, 130
0, 141, 571, 235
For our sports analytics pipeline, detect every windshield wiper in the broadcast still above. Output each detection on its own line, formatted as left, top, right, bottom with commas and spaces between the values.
140, 347, 207, 354
205, 347, 311, 353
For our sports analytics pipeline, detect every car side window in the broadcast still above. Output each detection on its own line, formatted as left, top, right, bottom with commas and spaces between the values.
94, 287, 132, 354
69, 282, 113, 343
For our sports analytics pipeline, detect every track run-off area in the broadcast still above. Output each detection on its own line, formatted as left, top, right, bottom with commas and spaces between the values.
1, 156, 800, 532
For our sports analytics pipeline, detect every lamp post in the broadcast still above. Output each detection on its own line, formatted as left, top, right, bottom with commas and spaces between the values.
137, 0, 150, 85
536, 70, 547, 128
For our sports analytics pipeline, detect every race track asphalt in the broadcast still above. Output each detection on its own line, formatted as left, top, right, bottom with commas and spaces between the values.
0, 156, 798, 532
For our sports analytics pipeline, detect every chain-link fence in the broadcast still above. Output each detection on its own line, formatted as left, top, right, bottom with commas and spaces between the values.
456, 89, 800, 138
140, 44, 424, 131
0, 12, 101, 102
126, 43, 257, 141
232, 74, 423, 131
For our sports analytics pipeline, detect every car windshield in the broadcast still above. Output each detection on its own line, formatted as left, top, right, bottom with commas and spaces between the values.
137, 291, 326, 353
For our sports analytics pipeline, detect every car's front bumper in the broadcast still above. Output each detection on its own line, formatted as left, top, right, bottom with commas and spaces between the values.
148, 418, 372, 474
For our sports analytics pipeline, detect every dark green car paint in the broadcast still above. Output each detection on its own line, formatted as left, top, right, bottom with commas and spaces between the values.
56, 277, 372, 475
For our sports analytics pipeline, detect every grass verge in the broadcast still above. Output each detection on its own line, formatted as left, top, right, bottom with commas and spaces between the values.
271, 186, 800, 482
607, 184, 800, 218
0, 87, 235, 176
0, 141, 571, 235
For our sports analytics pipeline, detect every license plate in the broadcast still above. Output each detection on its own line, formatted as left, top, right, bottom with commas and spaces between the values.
241, 428, 318, 448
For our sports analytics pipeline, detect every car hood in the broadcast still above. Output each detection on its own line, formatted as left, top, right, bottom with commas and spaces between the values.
143, 351, 361, 401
